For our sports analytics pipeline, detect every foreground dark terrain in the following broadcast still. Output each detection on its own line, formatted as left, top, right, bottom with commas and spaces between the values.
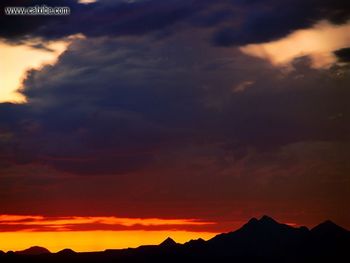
1, 216, 349, 263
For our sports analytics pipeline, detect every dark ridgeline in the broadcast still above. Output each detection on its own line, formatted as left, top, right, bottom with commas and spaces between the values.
1, 216, 349, 263
56, 248, 76, 256
15, 246, 51, 255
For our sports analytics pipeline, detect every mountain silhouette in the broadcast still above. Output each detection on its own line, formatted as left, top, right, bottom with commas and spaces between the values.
184, 237, 205, 247
15, 246, 50, 255
1, 216, 349, 263
160, 237, 177, 247
312, 220, 348, 236
56, 248, 76, 255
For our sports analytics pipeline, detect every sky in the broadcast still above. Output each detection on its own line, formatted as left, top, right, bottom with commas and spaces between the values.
0, 0, 349, 252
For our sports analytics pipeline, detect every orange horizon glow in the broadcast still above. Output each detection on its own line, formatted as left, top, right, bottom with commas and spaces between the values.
0, 214, 219, 252
0, 230, 217, 253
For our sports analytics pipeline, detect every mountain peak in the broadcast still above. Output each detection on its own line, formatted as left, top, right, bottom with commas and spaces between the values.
241, 215, 281, 232
247, 217, 259, 224
312, 220, 347, 234
160, 237, 177, 246
259, 215, 278, 224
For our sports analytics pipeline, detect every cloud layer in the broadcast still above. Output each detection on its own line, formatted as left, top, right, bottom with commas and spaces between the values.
0, 214, 217, 232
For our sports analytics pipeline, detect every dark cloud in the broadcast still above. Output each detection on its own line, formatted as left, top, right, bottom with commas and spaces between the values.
1, 0, 349, 46
334, 47, 350, 63
1, 31, 350, 174
0, 0, 208, 42
212, 0, 350, 46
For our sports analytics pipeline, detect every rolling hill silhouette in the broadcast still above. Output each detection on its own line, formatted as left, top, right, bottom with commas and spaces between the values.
15, 246, 51, 255
1, 216, 349, 262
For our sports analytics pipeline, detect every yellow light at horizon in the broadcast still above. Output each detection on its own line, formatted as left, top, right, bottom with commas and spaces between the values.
240, 21, 350, 68
0, 230, 217, 253
0, 40, 69, 103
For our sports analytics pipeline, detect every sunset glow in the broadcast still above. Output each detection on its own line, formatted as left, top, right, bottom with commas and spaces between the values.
0, 230, 216, 252
0, 215, 217, 252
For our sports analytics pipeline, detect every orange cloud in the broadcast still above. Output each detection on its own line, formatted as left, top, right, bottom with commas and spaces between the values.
240, 21, 350, 68
0, 214, 215, 232
78, 0, 98, 3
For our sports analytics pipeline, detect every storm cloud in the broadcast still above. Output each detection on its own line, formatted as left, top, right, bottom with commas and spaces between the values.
1, 0, 349, 46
